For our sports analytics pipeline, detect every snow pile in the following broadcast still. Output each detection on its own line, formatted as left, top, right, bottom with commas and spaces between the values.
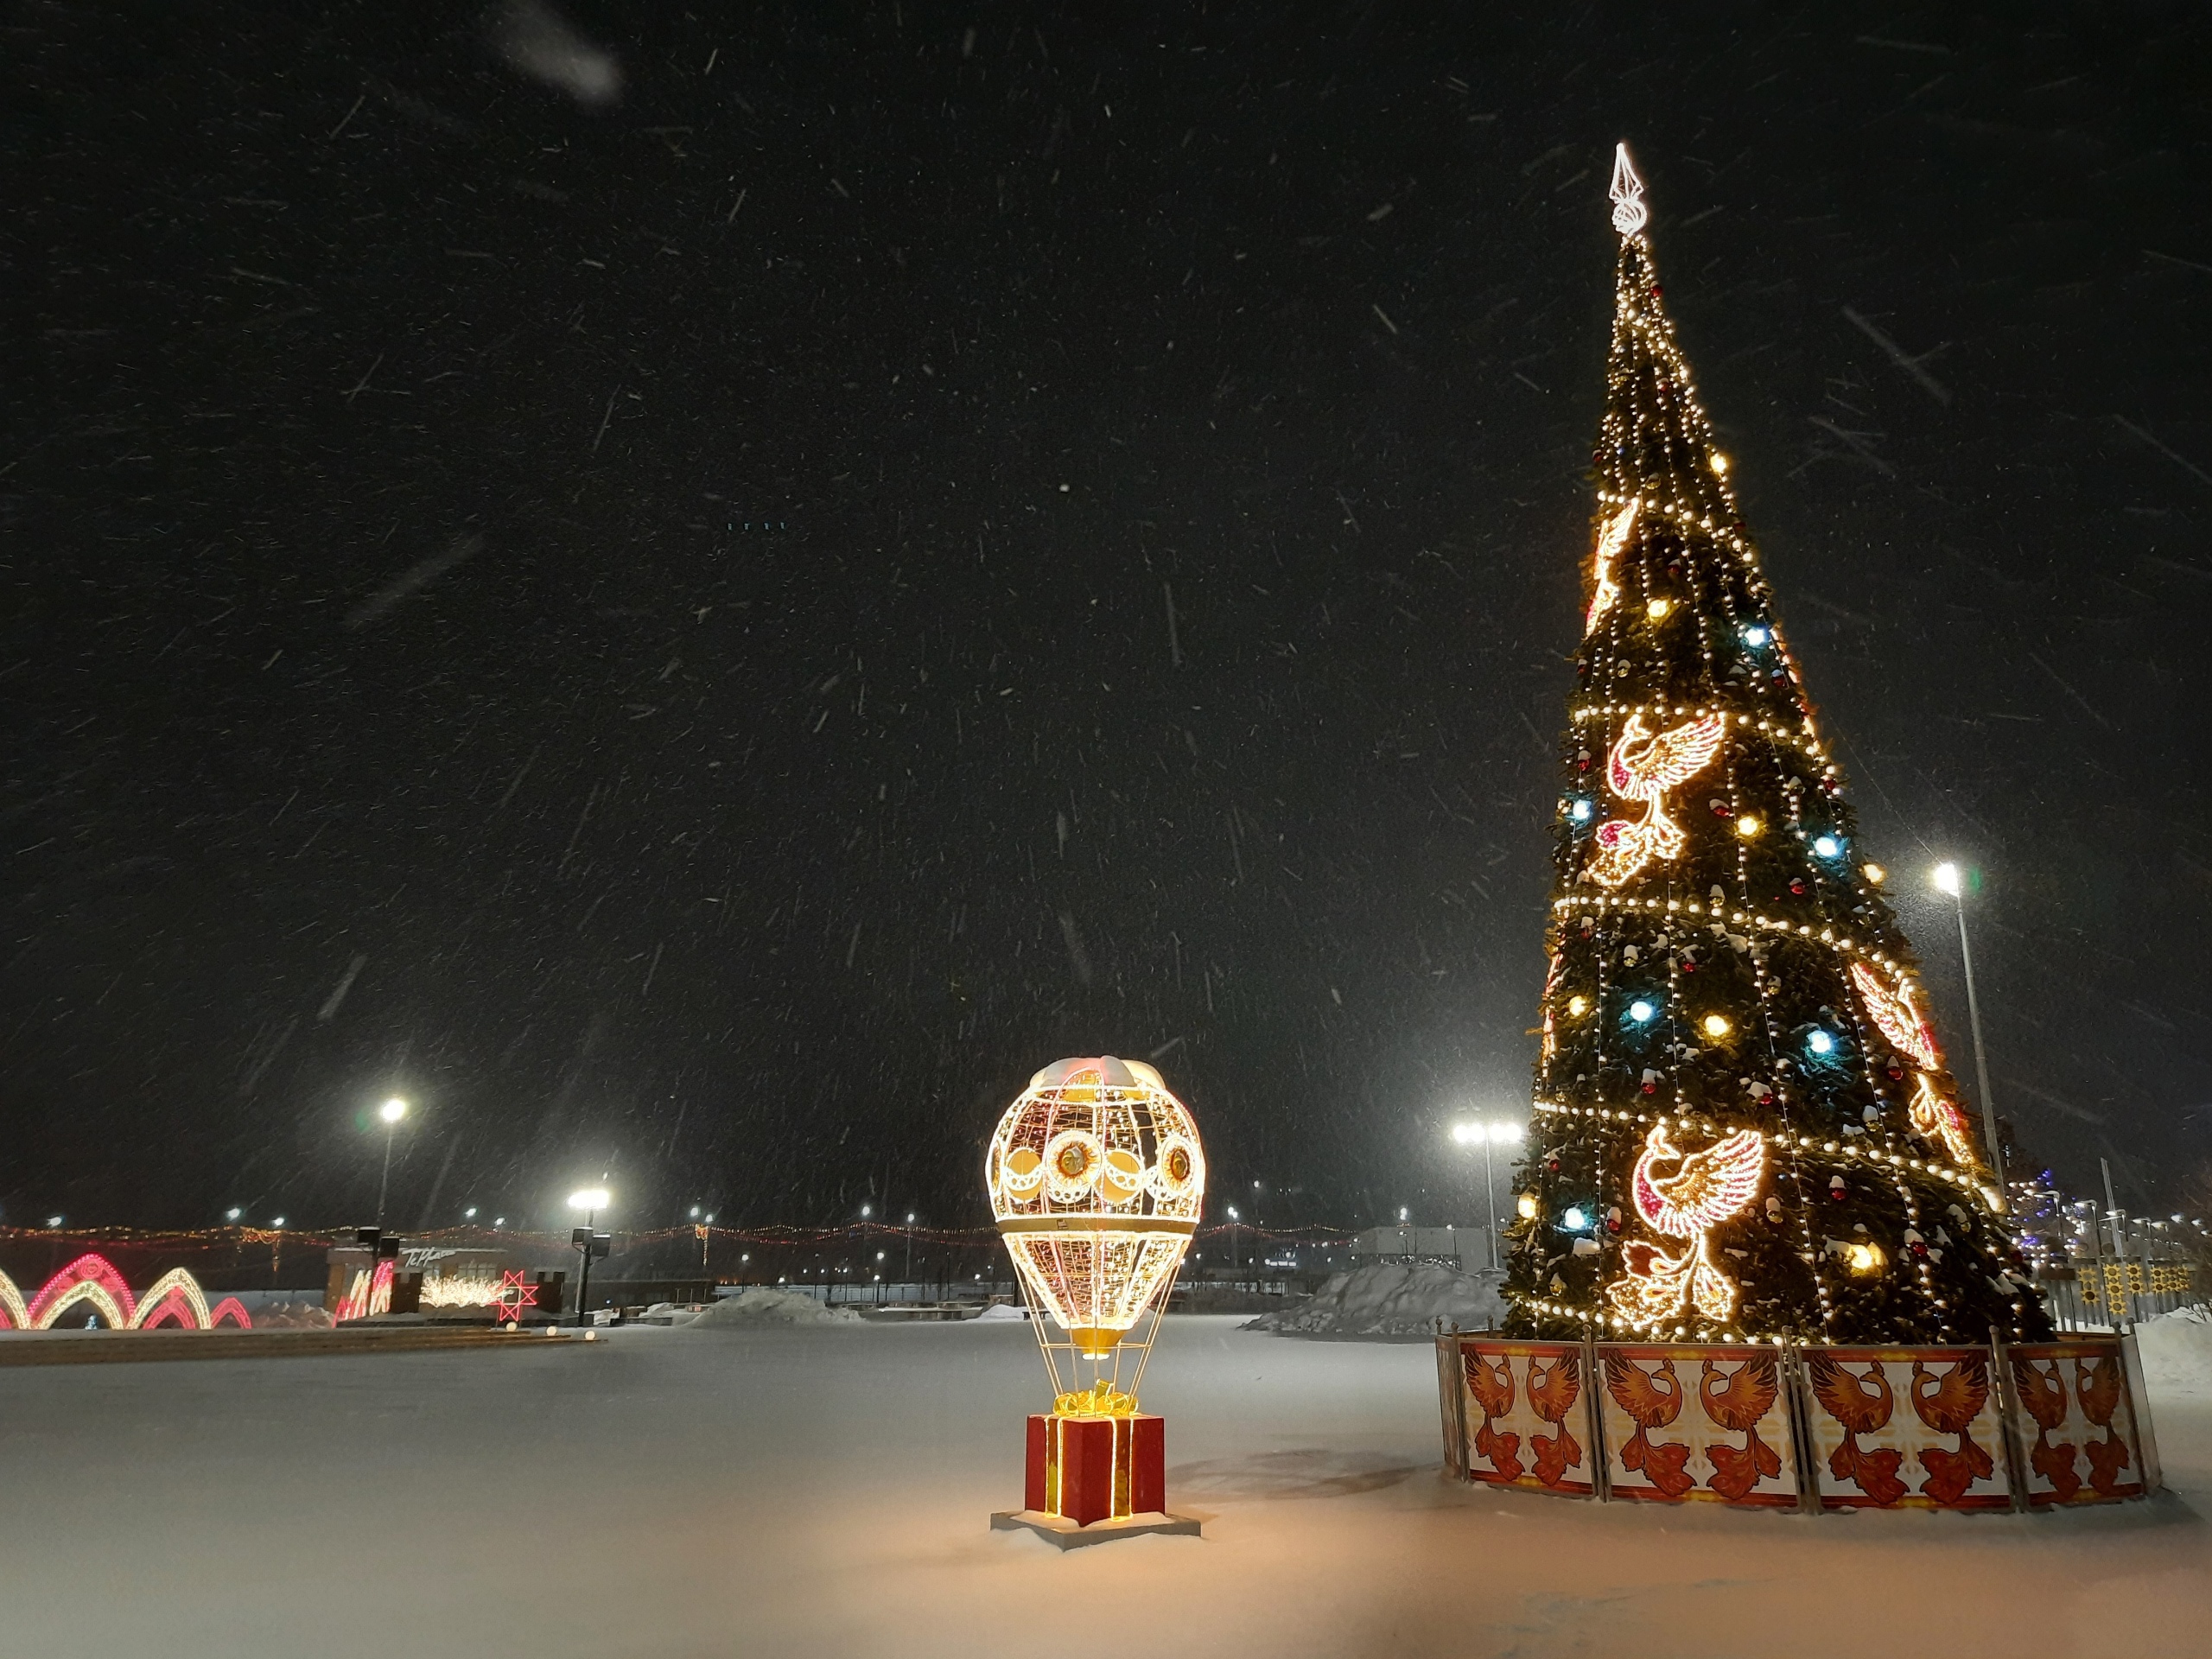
683, 1287, 862, 1329
247, 1300, 334, 1330
2135, 1305, 2212, 1399
1246, 1262, 1507, 1339
974, 1302, 1032, 1322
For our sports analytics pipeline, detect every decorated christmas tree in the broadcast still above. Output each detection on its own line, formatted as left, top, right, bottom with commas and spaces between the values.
1502, 148, 2051, 1347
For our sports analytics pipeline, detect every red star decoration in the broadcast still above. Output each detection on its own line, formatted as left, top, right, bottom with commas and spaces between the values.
495, 1270, 539, 1322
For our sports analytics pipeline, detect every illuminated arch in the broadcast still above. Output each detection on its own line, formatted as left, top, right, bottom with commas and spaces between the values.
35, 1280, 130, 1330
29, 1254, 137, 1330
208, 1297, 252, 1329
129, 1269, 213, 1330
0, 1272, 27, 1330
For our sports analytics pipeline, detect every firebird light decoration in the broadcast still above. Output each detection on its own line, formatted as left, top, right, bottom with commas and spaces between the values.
1606, 1121, 1766, 1325
1851, 962, 1982, 1171
1582, 711, 1728, 889
1584, 499, 1641, 635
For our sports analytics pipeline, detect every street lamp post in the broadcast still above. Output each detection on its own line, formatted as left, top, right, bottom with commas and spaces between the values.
1452, 1120, 1527, 1271
374, 1097, 408, 1226
1932, 863, 2005, 1193
569, 1187, 609, 1327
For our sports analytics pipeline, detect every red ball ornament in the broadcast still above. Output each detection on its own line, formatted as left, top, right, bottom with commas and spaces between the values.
1789, 879, 1808, 896
1641, 1080, 1658, 1095
1546, 1156, 1562, 1174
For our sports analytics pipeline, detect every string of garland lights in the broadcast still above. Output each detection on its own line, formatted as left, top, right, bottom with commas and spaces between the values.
1501, 147, 2052, 1348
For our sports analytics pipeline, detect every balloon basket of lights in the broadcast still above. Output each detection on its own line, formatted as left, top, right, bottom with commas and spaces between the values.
984, 1056, 1208, 1548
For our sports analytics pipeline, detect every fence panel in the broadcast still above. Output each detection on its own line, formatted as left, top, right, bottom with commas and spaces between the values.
2007, 1341, 2151, 1505
1454, 1338, 1596, 1496
1800, 1346, 2013, 1510
1593, 1344, 1802, 1507
1436, 1332, 2152, 1516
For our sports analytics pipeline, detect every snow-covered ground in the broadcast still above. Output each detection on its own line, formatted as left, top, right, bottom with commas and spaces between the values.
2, 1313, 2208, 1657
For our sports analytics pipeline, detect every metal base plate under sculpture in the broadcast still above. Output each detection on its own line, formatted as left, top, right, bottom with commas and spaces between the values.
989, 1510, 1203, 1549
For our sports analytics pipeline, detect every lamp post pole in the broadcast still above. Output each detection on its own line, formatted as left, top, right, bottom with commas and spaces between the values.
1935, 866, 2005, 1194
569, 1187, 609, 1327
577, 1201, 595, 1327
374, 1097, 408, 1227
1452, 1122, 1522, 1273
1481, 1136, 1500, 1272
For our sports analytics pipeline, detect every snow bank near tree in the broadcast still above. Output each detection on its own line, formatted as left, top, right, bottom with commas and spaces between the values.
683, 1287, 863, 1329
2135, 1306, 2212, 1399
1244, 1262, 1507, 1339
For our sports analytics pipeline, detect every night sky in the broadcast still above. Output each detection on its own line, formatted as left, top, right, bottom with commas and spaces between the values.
7, 3, 2209, 1235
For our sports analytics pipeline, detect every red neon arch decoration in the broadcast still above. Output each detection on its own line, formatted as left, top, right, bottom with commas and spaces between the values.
29, 1254, 138, 1329
0, 1255, 253, 1332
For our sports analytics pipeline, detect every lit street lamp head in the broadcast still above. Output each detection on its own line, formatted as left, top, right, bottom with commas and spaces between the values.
1451, 1120, 1526, 1147
378, 1096, 408, 1124
569, 1187, 610, 1211
1932, 861, 1961, 898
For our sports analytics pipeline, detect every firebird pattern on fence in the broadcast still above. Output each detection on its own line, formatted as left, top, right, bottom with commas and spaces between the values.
2007, 1343, 2147, 1504
1438, 1332, 2157, 1514
1459, 1340, 1596, 1496
1598, 1345, 1797, 1505
1802, 1348, 2012, 1510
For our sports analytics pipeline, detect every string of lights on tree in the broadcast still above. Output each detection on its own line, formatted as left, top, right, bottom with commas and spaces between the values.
1501, 147, 2052, 1348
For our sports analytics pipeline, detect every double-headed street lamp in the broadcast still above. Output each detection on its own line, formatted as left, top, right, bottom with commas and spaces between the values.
1932, 862, 2005, 1193
569, 1187, 611, 1327
374, 1097, 408, 1226
1451, 1120, 1527, 1271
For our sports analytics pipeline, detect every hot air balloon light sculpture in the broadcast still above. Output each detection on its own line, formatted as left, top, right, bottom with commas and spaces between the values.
986, 1055, 1207, 1541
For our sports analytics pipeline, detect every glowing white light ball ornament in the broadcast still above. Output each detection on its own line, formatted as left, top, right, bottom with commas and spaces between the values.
988, 1055, 1205, 1357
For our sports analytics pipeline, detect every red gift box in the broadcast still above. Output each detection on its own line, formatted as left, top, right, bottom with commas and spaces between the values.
1026, 1413, 1165, 1525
